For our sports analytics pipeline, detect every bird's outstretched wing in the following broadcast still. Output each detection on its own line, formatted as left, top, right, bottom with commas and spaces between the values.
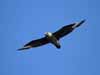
53, 20, 85, 39
53, 23, 75, 39
18, 37, 49, 50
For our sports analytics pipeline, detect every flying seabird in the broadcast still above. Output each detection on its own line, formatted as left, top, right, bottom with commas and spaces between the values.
18, 20, 85, 50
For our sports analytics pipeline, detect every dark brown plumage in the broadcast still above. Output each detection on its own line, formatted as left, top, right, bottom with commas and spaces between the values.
18, 20, 85, 50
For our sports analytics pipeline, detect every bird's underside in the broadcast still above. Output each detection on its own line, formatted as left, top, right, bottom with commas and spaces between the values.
18, 20, 85, 50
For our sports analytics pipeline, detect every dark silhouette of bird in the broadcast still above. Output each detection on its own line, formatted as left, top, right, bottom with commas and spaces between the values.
18, 20, 85, 50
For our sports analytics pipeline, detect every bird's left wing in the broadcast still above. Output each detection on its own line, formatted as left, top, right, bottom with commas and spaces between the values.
18, 37, 49, 50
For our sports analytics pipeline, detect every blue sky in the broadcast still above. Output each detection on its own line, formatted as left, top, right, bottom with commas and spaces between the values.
0, 0, 100, 75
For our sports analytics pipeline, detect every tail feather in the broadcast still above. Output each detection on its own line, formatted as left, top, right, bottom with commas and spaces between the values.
52, 41, 61, 49
56, 45, 61, 49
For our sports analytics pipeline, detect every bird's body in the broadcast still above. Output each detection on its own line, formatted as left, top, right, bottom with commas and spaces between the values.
45, 32, 61, 48
18, 20, 85, 50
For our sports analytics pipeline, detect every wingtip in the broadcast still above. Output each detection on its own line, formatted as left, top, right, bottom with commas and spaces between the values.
72, 19, 86, 28
79, 19, 86, 25
17, 46, 32, 51
17, 48, 29, 51
80, 19, 86, 23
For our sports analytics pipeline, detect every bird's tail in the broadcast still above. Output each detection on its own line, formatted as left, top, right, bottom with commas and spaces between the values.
72, 19, 86, 28
18, 46, 32, 51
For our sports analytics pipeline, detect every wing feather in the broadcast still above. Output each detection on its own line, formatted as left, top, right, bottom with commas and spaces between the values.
24, 37, 49, 47
53, 23, 75, 39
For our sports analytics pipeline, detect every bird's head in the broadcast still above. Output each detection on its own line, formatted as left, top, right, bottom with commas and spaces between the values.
44, 32, 53, 37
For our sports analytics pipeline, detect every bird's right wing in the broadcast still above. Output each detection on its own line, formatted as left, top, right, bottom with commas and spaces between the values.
53, 20, 85, 40
53, 23, 75, 40
18, 37, 49, 50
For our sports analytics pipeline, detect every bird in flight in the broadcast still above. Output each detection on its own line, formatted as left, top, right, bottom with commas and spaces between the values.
18, 20, 85, 50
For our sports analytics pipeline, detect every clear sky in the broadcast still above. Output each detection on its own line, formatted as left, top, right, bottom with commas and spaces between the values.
0, 0, 100, 75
